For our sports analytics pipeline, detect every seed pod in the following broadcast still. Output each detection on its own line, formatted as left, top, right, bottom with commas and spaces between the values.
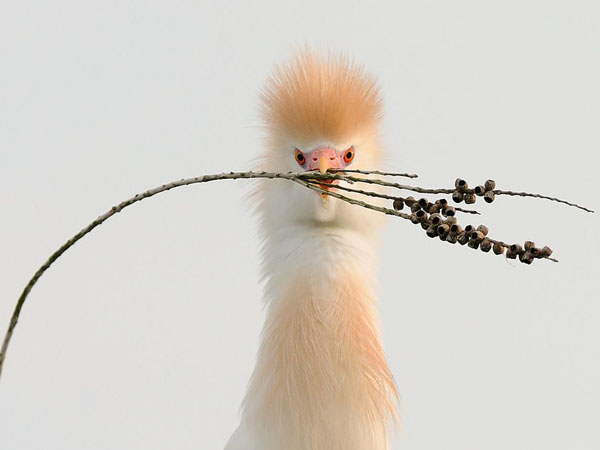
539, 246, 553, 257
452, 190, 464, 203
470, 231, 485, 242
428, 203, 441, 214
446, 234, 458, 244
426, 225, 438, 238
455, 178, 469, 193
457, 231, 470, 245
464, 193, 477, 204
418, 198, 430, 210
484, 179, 496, 191
506, 244, 522, 259
524, 241, 535, 251
480, 238, 492, 252
411, 203, 421, 213
421, 221, 430, 230
510, 244, 523, 254
449, 223, 462, 236
529, 247, 539, 257
393, 198, 404, 211
415, 210, 428, 223
474, 185, 485, 196
484, 191, 495, 203
493, 242, 505, 255
435, 198, 448, 208
519, 251, 534, 264
410, 213, 420, 224
464, 224, 474, 233
477, 225, 489, 236
468, 239, 480, 249
405, 196, 416, 207
437, 224, 450, 237
444, 216, 457, 225
442, 206, 456, 217
429, 213, 443, 226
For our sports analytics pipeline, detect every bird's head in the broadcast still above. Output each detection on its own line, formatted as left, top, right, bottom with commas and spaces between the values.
256, 50, 384, 233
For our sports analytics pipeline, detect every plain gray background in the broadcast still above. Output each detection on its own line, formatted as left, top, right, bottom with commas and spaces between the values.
1, 1, 598, 449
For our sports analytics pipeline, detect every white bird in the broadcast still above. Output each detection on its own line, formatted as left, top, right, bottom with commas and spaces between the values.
226, 50, 399, 450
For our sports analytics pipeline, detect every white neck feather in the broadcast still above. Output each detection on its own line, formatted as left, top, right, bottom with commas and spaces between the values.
229, 217, 398, 450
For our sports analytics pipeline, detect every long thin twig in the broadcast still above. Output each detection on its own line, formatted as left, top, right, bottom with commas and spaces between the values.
329, 169, 418, 178
0, 171, 308, 380
304, 179, 481, 215
333, 176, 593, 213
494, 190, 595, 213
0, 170, 419, 381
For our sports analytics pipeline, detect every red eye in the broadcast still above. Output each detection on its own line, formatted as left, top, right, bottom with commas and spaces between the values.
343, 147, 355, 164
295, 149, 306, 166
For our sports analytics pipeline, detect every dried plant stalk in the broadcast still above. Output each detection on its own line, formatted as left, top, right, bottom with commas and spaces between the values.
0, 170, 593, 382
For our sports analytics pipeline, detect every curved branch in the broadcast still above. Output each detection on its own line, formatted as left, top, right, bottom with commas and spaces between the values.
0, 171, 319, 380
0, 170, 592, 382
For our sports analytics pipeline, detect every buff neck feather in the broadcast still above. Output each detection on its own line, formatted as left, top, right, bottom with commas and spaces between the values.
234, 226, 398, 450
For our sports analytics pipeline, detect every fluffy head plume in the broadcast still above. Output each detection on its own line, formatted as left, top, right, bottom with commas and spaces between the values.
260, 50, 383, 143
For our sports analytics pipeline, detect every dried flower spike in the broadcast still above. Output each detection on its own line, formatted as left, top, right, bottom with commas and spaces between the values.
0, 167, 594, 386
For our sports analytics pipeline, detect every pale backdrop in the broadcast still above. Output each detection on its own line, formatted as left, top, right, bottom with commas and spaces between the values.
0, 1, 598, 449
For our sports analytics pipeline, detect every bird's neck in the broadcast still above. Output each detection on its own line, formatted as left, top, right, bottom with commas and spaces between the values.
241, 226, 398, 450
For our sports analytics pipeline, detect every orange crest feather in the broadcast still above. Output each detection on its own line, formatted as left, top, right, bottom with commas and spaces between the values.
260, 50, 383, 142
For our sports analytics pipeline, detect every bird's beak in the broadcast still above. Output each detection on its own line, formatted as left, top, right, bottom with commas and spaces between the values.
319, 156, 329, 174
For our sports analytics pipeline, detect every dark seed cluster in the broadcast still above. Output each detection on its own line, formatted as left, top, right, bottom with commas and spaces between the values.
391, 178, 555, 264
452, 178, 496, 204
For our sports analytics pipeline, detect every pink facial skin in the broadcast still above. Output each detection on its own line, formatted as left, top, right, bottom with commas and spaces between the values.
294, 146, 354, 172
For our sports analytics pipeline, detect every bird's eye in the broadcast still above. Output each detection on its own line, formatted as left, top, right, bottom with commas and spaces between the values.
343, 147, 355, 164
295, 149, 305, 166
